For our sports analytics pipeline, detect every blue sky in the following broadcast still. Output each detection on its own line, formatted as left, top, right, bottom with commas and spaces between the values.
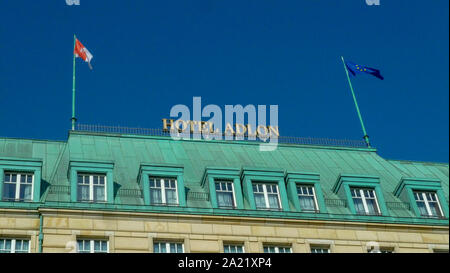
0, 0, 448, 162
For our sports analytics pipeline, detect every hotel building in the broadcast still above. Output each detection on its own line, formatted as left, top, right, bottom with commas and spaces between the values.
0, 126, 448, 253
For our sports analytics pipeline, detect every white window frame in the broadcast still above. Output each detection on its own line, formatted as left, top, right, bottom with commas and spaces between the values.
414, 191, 444, 217
263, 245, 292, 253
3, 172, 34, 201
223, 244, 245, 253
77, 173, 107, 202
253, 183, 282, 210
215, 180, 237, 208
297, 184, 319, 212
149, 177, 179, 205
351, 188, 381, 215
76, 239, 109, 253
0, 238, 30, 253
310, 246, 331, 253
153, 241, 184, 253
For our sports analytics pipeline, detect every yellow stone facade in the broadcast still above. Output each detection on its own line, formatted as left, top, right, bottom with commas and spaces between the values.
1, 208, 448, 253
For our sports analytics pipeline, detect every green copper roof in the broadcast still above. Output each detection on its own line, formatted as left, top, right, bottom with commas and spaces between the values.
0, 131, 448, 225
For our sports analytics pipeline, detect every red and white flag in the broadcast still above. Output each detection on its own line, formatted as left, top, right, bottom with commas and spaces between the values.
74, 38, 93, 69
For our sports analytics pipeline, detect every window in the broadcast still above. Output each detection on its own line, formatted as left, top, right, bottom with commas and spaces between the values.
367, 246, 394, 253
224, 244, 244, 253
153, 242, 184, 253
0, 239, 30, 253
77, 239, 108, 253
253, 183, 281, 210
2, 172, 33, 201
215, 180, 236, 208
413, 191, 443, 218
310, 246, 330, 253
297, 185, 319, 212
77, 173, 107, 202
263, 245, 291, 253
351, 188, 381, 215
433, 249, 449, 253
149, 177, 178, 205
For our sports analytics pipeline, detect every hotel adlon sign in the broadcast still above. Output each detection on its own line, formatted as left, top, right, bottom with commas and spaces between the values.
162, 118, 279, 138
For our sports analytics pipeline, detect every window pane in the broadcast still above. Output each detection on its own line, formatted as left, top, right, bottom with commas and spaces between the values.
353, 198, 365, 214
365, 199, 379, 215
77, 240, 90, 253
257, 184, 263, 192
150, 188, 162, 204
224, 245, 230, 253
78, 185, 90, 201
311, 247, 329, 253
416, 201, 429, 216
0, 239, 12, 253
165, 189, 177, 204
217, 191, 234, 208
267, 194, 280, 209
271, 185, 278, 193
176, 243, 183, 253
254, 193, 266, 209
94, 185, 105, 202
19, 184, 33, 201
3, 183, 16, 200
299, 195, 316, 211
21, 240, 29, 253
94, 241, 101, 251
154, 243, 160, 253
414, 192, 422, 201
429, 202, 442, 217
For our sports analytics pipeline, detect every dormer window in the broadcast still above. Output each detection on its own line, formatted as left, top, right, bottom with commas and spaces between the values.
350, 188, 381, 215
69, 160, 114, 204
149, 177, 178, 205
297, 185, 319, 212
332, 174, 388, 216
215, 180, 236, 208
393, 177, 448, 219
253, 183, 282, 210
3, 172, 33, 202
413, 191, 443, 218
77, 173, 107, 202
138, 164, 186, 207
0, 157, 42, 203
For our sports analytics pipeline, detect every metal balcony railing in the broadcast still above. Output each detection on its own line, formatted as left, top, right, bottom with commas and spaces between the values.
48, 185, 71, 194
187, 191, 210, 201
386, 202, 410, 210
75, 124, 369, 148
324, 198, 347, 208
116, 188, 143, 198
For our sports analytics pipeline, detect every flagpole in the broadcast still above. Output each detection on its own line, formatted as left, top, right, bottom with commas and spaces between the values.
341, 56, 371, 147
72, 34, 77, 131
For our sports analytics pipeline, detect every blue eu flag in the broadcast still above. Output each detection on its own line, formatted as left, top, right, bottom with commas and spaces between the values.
345, 61, 384, 80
